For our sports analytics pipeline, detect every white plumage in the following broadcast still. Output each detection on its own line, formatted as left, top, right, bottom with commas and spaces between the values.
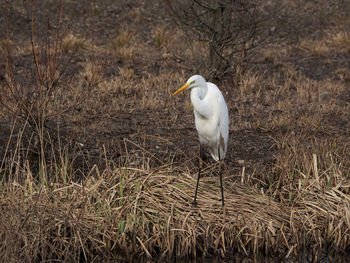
172, 75, 229, 206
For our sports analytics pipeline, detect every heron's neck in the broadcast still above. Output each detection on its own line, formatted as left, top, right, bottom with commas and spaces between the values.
190, 85, 211, 118
190, 85, 207, 103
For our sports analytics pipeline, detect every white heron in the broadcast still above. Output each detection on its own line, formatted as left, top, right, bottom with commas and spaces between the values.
172, 75, 229, 206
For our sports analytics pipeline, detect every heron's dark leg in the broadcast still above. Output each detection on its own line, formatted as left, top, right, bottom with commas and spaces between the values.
193, 144, 203, 206
218, 144, 224, 207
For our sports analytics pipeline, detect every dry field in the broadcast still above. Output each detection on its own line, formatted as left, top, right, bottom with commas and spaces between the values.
0, 0, 350, 262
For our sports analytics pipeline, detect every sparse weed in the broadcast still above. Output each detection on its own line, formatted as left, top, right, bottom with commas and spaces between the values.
153, 26, 169, 48
79, 60, 104, 87
110, 29, 137, 62
62, 33, 90, 53
329, 30, 350, 52
119, 67, 136, 80
297, 39, 330, 56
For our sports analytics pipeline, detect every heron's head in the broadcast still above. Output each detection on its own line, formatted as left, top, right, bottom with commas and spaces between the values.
172, 75, 207, 96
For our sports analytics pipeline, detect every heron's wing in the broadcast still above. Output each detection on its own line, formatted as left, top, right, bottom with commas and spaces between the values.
220, 133, 225, 154
219, 100, 229, 153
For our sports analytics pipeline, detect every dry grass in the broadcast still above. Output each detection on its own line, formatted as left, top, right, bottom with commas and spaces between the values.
79, 60, 104, 88
0, 135, 349, 262
296, 29, 350, 56
328, 30, 350, 52
152, 25, 169, 49
110, 29, 139, 62
297, 39, 330, 57
1, 0, 350, 262
61, 33, 91, 53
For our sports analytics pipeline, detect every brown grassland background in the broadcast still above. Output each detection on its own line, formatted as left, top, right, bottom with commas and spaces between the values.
0, 0, 350, 262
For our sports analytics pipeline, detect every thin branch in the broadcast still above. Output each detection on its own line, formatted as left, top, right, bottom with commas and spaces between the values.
28, 0, 44, 86
51, 0, 63, 81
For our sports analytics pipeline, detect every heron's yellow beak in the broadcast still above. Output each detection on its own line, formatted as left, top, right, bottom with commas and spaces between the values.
172, 83, 190, 96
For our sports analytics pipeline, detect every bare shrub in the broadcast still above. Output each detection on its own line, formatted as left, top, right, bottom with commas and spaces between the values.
163, 0, 280, 79
0, 1, 94, 177
1, 1, 63, 125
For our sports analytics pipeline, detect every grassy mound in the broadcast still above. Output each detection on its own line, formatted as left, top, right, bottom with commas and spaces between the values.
1, 147, 349, 261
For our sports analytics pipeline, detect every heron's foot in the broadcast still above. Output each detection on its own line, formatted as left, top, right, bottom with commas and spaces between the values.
192, 200, 198, 207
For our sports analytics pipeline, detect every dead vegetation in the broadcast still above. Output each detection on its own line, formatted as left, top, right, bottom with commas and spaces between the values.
0, 134, 349, 262
0, 0, 350, 262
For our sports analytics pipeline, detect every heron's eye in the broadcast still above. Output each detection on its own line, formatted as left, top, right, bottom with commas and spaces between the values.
190, 80, 195, 85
